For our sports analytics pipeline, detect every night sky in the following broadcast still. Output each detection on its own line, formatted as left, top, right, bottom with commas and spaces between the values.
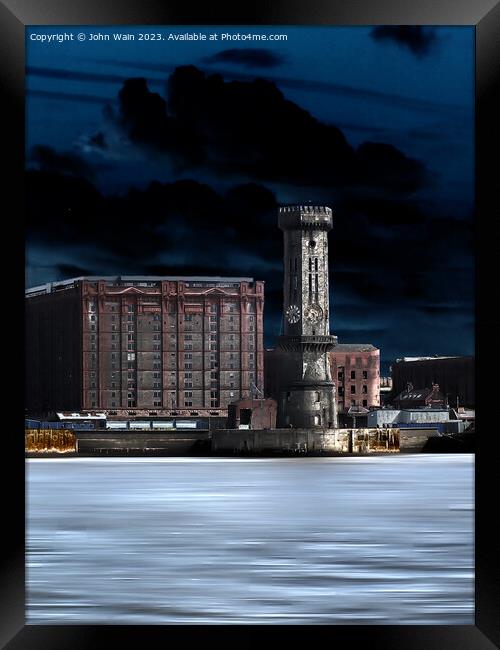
25, 26, 474, 373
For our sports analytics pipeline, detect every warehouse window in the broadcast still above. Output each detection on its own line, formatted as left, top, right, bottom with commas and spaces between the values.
184, 401, 192, 407
154, 401, 161, 407
363, 371, 368, 380
350, 385, 356, 394
351, 370, 356, 379
362, 385, 368, 394
363, 400, 368, 407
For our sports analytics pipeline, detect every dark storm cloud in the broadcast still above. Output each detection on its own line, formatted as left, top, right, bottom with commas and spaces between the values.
107, 66, 427, 193
29, 145, 95, 180
202, 48, 286, 68
371, 27, 438, 57
25, 170, 279, 263
26, 165, 473, 356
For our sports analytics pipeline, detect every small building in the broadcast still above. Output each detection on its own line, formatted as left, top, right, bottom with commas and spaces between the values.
367, 408, 451, 428
393, 383, 444, 409
379, 376, 393, 406
227, 398, 277, 430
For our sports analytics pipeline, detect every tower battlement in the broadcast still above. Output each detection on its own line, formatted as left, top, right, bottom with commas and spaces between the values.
278, 205, 333, 231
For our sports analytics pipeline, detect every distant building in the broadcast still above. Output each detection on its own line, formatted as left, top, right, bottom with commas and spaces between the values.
379, 376, 393, 406
265, 343, 380, 416
367, 408, 452, 427
329, 344, 380, 413
391, 356, 474, 408
25, 276, 264, 418
393, 382, 445, 409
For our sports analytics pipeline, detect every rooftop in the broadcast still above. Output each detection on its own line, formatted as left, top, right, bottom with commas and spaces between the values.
26, 275, 256, 295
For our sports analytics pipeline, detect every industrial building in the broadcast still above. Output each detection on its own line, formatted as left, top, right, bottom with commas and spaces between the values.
25, 276, 264, 419
328, 344, 380, 413
391, 356, 474, 408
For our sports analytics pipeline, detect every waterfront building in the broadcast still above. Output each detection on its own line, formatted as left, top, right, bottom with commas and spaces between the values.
391, 356, 474, 408
25, 276, 264, 418
328, 344, 380, 413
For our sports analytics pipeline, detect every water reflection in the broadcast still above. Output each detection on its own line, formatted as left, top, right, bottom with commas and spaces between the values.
27, 454, 474, 624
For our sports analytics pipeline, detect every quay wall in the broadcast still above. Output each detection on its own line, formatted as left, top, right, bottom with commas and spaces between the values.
211, 428, 400, 455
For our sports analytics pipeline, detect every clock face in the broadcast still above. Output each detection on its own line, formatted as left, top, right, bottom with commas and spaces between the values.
286, 304, 301, 324
305, 304, 323, 324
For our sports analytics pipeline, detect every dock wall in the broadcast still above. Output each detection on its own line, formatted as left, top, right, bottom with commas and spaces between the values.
211, 428, 400, 454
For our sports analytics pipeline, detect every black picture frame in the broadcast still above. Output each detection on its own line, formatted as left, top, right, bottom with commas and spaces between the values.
2, 0, 499, 647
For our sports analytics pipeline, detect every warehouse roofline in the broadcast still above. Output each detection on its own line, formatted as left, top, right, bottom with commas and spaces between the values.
26, 275, 257, 296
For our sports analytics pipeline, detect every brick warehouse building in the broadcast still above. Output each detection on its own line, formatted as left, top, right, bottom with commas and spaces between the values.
25, 276, 264, 418
329, 344, 380, 414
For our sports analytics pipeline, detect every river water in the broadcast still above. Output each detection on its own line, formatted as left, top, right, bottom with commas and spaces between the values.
26, 454, 474, 624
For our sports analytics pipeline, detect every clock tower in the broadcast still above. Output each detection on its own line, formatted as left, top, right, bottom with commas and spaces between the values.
276, 205, 338, 429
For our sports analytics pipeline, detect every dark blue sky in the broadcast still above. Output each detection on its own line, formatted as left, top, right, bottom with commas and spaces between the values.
25, 26, 475, 372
